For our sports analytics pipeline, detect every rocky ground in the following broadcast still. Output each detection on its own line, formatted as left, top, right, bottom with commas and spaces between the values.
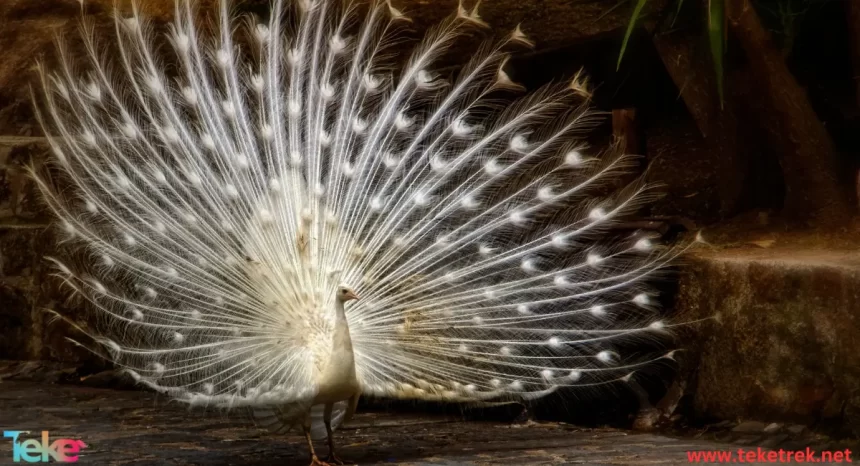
0, 380, 730, 466
0, 378, 856, 466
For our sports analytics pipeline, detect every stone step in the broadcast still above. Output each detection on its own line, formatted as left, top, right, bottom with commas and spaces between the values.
677, 247, 860, 436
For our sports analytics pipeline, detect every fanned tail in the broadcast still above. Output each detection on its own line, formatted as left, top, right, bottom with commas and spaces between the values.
317, 4, 693, 401
34, 0, 691, 426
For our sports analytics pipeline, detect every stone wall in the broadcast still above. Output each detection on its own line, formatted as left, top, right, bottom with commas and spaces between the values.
0, 138, 98, 364
0, 0, 661, 134
677, 248, 860, 436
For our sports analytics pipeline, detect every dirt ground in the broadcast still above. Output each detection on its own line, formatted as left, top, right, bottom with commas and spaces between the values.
0, 381, 745, 466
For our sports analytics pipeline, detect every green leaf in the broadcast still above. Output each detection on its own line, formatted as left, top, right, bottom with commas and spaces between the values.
671, 0, 686, 27
617, 0, 650, 71
707, 0, 726, 109
595, 0, 629, 24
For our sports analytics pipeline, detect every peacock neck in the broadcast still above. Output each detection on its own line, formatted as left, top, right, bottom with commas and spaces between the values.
333, 300, 353, 352
314, 298, 359, 400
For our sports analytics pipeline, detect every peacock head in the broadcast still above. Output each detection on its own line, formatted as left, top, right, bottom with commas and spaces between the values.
336, 285, 360, 303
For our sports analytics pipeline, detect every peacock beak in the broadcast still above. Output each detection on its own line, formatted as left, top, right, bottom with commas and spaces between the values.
345, 290, 360, 301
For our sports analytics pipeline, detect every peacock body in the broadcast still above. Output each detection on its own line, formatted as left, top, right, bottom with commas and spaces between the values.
33, 0, 686, 463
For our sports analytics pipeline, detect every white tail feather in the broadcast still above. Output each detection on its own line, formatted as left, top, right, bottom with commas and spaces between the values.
34, 0, 685, 433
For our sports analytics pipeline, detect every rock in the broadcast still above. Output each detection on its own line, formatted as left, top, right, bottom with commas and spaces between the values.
677, 248, 860, 433
763, 423, 783, 433
779, 440, 812, 451
732, 421, 768, 433
78, 370, 140, 389
759, 434, 789, 448
632, 407, 661, 431
0, 359, 77, 383
732, 435, 760, 445
710, 420, 736, 429
786, 424, 808, 436
811, 442, 834, 452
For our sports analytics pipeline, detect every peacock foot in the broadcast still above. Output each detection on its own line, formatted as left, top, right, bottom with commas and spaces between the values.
309, 455, 333, 466
324, 453, 346, 465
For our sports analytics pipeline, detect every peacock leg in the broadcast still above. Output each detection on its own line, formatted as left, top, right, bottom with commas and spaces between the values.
303, 411, 331, 466
323, 402, 345, 465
